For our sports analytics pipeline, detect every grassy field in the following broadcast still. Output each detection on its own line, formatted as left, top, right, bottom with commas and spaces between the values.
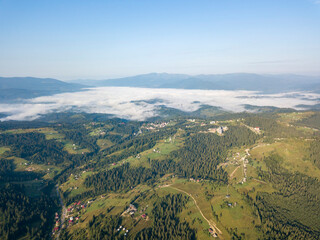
4, 128, 39, 134
250, 138, 320, 179
42, 115, 320, 239
3, 127, 64, 139
96, 139, 114, 150
2, 127, 91, 155
210, 184, 262, 239
64, 174, 218, 240
60, 171, 95, 198
155, 178, 265, 239
38, 128, 65, 140
0, 146, 10, 155
278, 112, 314, 124
63, 141, 91, 154
66, 184, 153, 236
167, 180, 228, 238
108, 136, 184, 169
157, 186, 213, 240
7, 156, 62, 179
61, 134, 317, 240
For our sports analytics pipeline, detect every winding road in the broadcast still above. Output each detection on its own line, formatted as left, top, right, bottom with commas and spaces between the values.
167, 186, 223, 238
55, 185, 66, 240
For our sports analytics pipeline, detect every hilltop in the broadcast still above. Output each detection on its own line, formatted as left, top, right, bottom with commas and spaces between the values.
71, 73, 320, 93
0, 77, 86, 102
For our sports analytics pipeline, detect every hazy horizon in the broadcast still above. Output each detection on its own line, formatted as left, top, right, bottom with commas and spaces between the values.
1, 72, 320, 82
1, 0, 319, 79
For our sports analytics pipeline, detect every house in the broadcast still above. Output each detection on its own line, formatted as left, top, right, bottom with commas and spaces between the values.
129, 204, 137, 211
126, 204, 137, 215
253, 127, 261, 133
217, 126, 224, 134
209, 228, 218, 237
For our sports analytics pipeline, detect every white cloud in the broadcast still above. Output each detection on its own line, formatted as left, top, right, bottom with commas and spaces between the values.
0, 87, 319, 121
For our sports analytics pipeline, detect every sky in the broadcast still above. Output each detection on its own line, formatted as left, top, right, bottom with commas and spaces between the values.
0, 0, 319, 79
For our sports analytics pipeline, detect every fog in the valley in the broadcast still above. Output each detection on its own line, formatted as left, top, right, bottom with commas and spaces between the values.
0, 87, 319, 121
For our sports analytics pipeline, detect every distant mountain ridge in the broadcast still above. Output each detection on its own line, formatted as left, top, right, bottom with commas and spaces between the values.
1, 73, 320, 103
0, 77, 86, 102
72, 73, 320, 93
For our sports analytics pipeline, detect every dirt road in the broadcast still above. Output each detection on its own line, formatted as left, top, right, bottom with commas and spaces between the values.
55, 185, 66, 240
168, 186, 223, 238
229, 166, 240, 179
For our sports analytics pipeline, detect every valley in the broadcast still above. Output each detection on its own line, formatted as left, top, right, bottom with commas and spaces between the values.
0, 110, 320, 239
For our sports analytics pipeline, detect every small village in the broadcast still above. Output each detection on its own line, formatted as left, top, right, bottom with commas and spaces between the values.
121, 203, 150, 221
52, 200, 90, 236
207, 126, 229, 135
141, 121, 169, 131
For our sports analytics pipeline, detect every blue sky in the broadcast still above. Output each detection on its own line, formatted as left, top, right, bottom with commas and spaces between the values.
0, 0, 319, 79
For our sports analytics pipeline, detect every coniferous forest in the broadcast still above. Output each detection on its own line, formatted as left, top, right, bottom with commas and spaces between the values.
0, 111, 320, 239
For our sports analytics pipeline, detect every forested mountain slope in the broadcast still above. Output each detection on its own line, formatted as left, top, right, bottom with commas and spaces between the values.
0, 110, 320, 239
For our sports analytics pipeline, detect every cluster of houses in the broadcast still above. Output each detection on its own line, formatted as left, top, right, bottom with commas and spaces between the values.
189, 178, 203, 183
188, 119, 196, 122
208, 126, 229, 135
153, 148, 161, 153
141, 122, 169, 131
64, 200, 90, 227
116, 203, 151, 237
122, 203, 149, 220
91, 127, 107, 136
70, 170, 87, 181
98, 130, 106, 136
68, 201, 87, 212
253, 127, 261, 133
126, 204, 137, 216
52, 212, 60, 234
139, 205, 149, 220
